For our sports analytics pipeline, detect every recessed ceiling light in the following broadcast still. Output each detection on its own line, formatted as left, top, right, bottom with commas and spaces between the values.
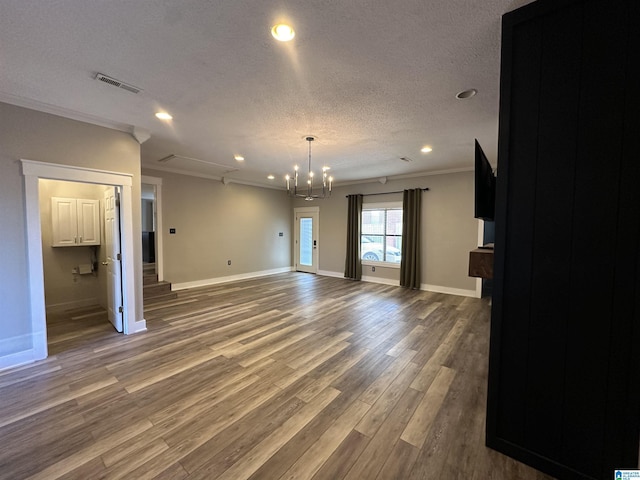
456, 89, 477, 99
234, 155, 245, 161
271, 24, 295, 42
421, 146, 433, 153
267, 174, 275, 180
155, 112, 173, 120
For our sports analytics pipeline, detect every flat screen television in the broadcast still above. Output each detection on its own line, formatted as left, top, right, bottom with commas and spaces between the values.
474, 139, 496, 221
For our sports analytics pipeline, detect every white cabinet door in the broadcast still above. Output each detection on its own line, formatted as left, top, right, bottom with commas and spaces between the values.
51, 197, 78, 246
51, 197, 100, 247
77, 199, 100, 245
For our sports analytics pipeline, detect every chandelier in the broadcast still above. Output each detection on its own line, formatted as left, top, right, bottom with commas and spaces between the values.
286, 136, 333, 200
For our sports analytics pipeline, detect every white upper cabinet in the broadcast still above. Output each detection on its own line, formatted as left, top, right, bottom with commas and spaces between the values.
51, 197, 100, 247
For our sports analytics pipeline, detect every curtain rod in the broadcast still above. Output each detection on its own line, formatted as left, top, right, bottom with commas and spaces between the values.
345, 188, 429, 198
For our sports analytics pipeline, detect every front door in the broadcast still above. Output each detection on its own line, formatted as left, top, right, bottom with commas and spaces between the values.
104, 187, 123, 332
295, 208, 319, 273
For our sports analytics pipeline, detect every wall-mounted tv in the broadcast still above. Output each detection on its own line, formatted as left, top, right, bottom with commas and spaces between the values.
474, 139, 496, 221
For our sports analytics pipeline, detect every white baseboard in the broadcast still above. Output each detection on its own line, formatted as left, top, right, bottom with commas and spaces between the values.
0, 332, 42, 371
0, 330, 48, 371
421, 283, 479, 298
172, 267, 293, 291
316, 270, 478, 297
317, 271, 398, 285
131, 320, 147, 334
317, 270, 344, 278
0, 349, 37, 371
46, 297, 99, 314
361, 275, 400, 286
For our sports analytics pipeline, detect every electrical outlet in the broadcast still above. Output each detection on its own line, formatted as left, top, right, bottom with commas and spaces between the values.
72, 267, 79, 274
227, 260, 231, 266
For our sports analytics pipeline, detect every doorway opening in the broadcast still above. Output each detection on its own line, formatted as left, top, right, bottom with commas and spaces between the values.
141, 175, 163, 282
22, 160, 143, 364
39, 179, 124, 353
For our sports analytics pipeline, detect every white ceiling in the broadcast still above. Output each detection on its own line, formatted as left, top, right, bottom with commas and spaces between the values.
0, 0, 532, 188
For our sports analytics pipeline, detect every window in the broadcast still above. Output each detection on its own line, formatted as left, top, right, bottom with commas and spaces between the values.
361, 204, 402, 264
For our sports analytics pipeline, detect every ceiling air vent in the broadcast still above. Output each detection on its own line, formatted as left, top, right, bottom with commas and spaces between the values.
157, 154, 239, 173
399, 156, 413, 163
95, 73, 142, 94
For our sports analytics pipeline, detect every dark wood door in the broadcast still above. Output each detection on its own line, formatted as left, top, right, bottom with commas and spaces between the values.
487, 0, 640, 478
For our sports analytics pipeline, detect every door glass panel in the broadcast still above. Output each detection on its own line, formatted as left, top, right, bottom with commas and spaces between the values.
300, 217, 313, 266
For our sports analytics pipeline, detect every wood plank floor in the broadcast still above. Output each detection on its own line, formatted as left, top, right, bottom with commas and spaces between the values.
0, 273, 555, 479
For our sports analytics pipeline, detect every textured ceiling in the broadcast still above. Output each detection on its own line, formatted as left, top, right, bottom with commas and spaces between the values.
0, 0, 533, 187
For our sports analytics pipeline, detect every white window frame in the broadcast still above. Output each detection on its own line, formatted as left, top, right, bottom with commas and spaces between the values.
361, 201, 402, 269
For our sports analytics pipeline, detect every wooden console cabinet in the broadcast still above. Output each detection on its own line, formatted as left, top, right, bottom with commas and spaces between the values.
468, 248, 493, 279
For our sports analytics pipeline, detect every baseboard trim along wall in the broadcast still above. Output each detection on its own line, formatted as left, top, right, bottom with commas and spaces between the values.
361, 275, 399, 286
420, 283, 478, 298
0, 330, 46, 371
317, 270, 478, 298
316, 270, 344, 278
0, 348, 38, 371
171, 267, 293, 291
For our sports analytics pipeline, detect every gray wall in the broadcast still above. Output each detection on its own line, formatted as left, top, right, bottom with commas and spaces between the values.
293, 171, 479, 293
143, 169, 292, 285
39, 179, 106, 310
0, 102, 142, 359
146, 167, 477, 292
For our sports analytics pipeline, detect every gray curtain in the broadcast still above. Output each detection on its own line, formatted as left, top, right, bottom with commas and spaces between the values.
344, 194, 363, 280
400, 188, 422, 289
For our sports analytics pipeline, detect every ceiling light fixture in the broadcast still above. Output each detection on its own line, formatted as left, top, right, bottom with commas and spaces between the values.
285, 136, 333, 201
234, 155, 245, 161
271, 24, 295, 42
155, 112, 173, 120
456, 88, 477, 99
421, 146, 433, 153
267, 174, 275, 180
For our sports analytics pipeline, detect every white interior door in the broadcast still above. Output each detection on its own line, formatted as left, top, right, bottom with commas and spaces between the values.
104, 187, 123, 332
295, 209, 319, 273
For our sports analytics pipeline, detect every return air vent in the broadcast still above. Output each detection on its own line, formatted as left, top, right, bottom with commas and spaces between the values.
399, 156, 413, 163
95, 73, 142, 94
157, 154, 239, 174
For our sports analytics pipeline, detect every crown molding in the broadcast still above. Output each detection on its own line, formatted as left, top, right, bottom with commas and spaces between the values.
0, 91, 132, 133
333, 166, 474, 188
142, 165, 284, 191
